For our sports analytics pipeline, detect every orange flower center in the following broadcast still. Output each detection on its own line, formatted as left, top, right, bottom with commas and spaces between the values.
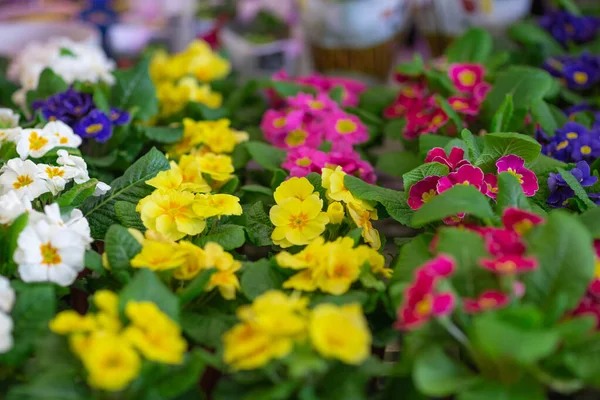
574, 71, 588, 84
285, 129, 308, 147
512, 219, 534, 235
40, 242, 61, 265
296, 157, 312, 167
507, 168, 523, 184
556, 140, 569, 150
28, 131, 48, 151
86, 123, 103, 134
45, 166, 65, 179
496, 260, 517, 273
289, 212, 308, 230
335, 120, 357, 135
458, 70, 476, 86
478, 297, 498, 310
415, 294, 433, 317
13, 174, 33, 189
309, 100, 324, 110
273, 117, 287, 129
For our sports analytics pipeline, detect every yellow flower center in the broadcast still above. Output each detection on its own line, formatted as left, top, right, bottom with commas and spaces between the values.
289, 212, 308, 230
102, 353, 125, 369
335, 120, 357, 135
513, 219, 533, 235
478, 297, 498, 310
566, 132, 578, 139
421, 189, 436, 204
565, 24, 574, 34
486, 183, 498, 194
595, 258, 600, 279
40, 242, 61, 265
415, 294, 433, 317
86, 123, 103, 134
451, 100, 468, 110
394, 104, 406, 114
574, 71, 588, 85
581, 145, 592, 155
273, 117, 287, 129
45, 166, 65, 179
458, 70, 476, 86
309, 100, 324, 110
403, 87, 415, 97
556, 140, 569, 150
28, 131, 48, 151
285, 129, 308, 147
496, 260, 517, 273
332, 263, 353, 279
296, 157, 312, 167
431, 115, 445, 125
507, 168, 523, 184
13, 174, 33, 189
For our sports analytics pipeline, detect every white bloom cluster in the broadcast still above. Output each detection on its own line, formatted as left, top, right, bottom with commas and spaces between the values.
8, 37, 115, 108
14, 204, 93, 287
0, 276, 15, 353
0, 109, 22, 146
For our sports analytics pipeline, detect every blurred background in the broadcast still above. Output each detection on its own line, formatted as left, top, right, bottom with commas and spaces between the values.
0, 0, 597, 82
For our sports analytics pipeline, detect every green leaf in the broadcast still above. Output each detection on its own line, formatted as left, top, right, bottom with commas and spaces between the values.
114, 201, 145, 231
390, 234, 433, 285
142, 126, 184, 144
241, 184, 273, 197
152, 350, 207, 398
579, 207, 600, 239
193, 224, 246, 251
413, 346, 478, 397
1, 212, 29, 276
395, 54, 424, 77
531, 99, 565, 136
564, 334, 600, 385
271, 81, 315, 98
523, 211, 595, 319
104, 224, 142, 283
460, 129, 481, 161
92, 85, 110, 114
526, 154, 567, 177
358, 86, 398, 116
220, 176, 240, 194
475, 132, 541, 172
188, 102, 230, 120
240, 259, 285, 300
345, 175, 413, 225
418, 134, 453, 156
236, 202, 273, 247
490, 94, 514, 133
84, 250, 104, 276
557, 0, 581, 14
508, 22, 564, 57
182, 309, 237, 348
0, 141, 17, 163
56, 179, 98, 208
496, 172, 531, 213
375, 151, 422, 177
26, 68, 68, 106
120, 269, 180, 322
81, 147, 170, 239
402, 162, 449, 191
245, 141, 286, 171
177, 269, 216, 305
111, 57, 158, 121
329, 86, 344, 105
458, 379, 546, 400
412, 185, 495, 227
383, 119, 406, 140
445, 27, 492, 63
557, 167, 597, 210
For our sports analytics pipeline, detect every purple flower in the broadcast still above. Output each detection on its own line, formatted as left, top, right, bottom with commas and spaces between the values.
544, 53, 600, 90
74, 109, 113, 142
570, 134, 600, 162
539, 10, 600, 46
547, 161, 598, 208
588, 193, 600, 205
570, 161, 598, 187
110, 107, 130, 125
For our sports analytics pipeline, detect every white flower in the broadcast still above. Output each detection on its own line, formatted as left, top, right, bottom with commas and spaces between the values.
0, 158, 50, 200
0, 277, 15, 314
37, 163, 78, 195
0, 190, 32, 225
29, 204, 93, 248
94, 181, 111, 196
16, 128, 58, 159
0, 312, 13, 353
56, 150, 90, 184
42, 121, 82, 148
0, 126, 22, 145
14, 216, 87, 287
0, 108, 19, 129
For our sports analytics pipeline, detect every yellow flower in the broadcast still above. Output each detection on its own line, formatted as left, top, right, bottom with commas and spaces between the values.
356, 246, 391, 278
317, 237, 361, 295
146, 161, 211, 193
273, 177, 315, 204
309, 303, 371, 365
270, 195, 329, 248
183, 119, 248, 154
347, 201, 381, 250
124, 301, 187, 365
321, 166, 356, 204
94, 290, 119, 316
276, 236, 325, 270
137, 189, 206, 241
204, 242, 242, 300
130, 239, 187, 271
326, 202, 345, 224
168, 119, 206, 158
156, 78, 222, 118
49, 310, 96, 334
193, 193, 243, 218
222, 322, 292, 370
173, 241, 208, 280
79, 332, 141, 392
102, 252, 111, 270
197, 153, 234, 183
177, 154, 214, 188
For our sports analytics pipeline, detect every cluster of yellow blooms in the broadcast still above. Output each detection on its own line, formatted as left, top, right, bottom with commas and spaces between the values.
49, 291, 186, 391
169, 118, 248, 159
128, 229, 241, 299
223, 290, 371, 370
276, 236, 391, 295
137, 155, 241, 241
150, 40, 230, 118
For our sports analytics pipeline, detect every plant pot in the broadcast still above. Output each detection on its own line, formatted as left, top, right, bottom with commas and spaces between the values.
414, 0, 533, 56
299, 0, 410, 81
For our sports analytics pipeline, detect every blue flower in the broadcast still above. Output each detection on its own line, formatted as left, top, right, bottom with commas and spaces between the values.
543, 53, 600, 90
570, 161, 598, 187
33, 88, 94, 125
569, 134, 600, 162
588, 193, 600, 205
74, 109, 113, 142
547, 161, 598, 208
539, 10, 600, 46
109, 107, 130, 125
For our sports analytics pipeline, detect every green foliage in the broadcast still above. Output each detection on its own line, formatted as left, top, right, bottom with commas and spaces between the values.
413, 346, 478, 397
245, 141, 286, 171
445, 28, 493, 63
240, 259, 285, 300
557, 167, 597, 210
234, 201, 274, 246
177, 269, 216, 305
490, 94, 514, 133
141, 126, 184, 144
0, 212, 29, 276
114, 201, 146, 231
111, 57, 158, 121
475, 132, 541, 172
495, 172, 531, 213
508, 21, 564, 57
194, 224, 246, 250
25, 68, 68, 107
402, 162, 449, 191
182, 309, 238, 348
376, 151, 422, 178
56, 179, 98, 208
395, 54, 425, 77
104, 224, 142, 283
120, 269, 180, 322
531, 99, 566, 135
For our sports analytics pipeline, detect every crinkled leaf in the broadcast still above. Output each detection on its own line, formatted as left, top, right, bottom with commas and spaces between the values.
193, 224, 246, 251
181, 309, 237, 348
120, 269, 180, 322
402, 162, 449, 191
104, 224, 141, 283
114, 201, 146, 231
240, 259, 285, 300
56, 179, 98, 208
475, 132, 541, 172
111, 57, 158, 121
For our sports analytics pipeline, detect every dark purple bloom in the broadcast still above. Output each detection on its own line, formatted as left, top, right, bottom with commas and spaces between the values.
570, 134, 600, 162
588, 193, 600, 205
564, 103, 593, 118
110, 107, 130, 125
33, 88, 94, 125
74, 109, 113, 142
547, 172, 574, 208
556, 122, 588, 141
543, 53, 600, 91
570, 161, 598, 187
539, 10, 600, 46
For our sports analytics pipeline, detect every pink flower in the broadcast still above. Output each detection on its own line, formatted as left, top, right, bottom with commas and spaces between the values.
408, 176, 441, 210
425, 147, 470, 171
443, 213, 466, 225
448, 96, 480, 116
589, 240, 600, 296
287, 93, 339, 116
464, 290, 510, 314
571, 295, 600, 329
449, 63, 485, 93
473, 82, 491, 104
479, 255, 539, 274
260, 109, 303, 139
282, 147, 328, 178
280, 125, 323, 149
421, 254, 456, 278
482, 228, 526, 257
325, 112, 369, 145
422, 109, 450, 134
496, 155, 539, 196
436, 164, 485, 193
483, 173, 498, 199
324, 148, 377, 184
502, 208, 545, 235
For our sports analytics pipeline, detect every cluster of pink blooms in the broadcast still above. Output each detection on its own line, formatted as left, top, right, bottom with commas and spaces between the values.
407, 147, 539, 224
261, 91, 376, 183
572, 241, 600, 328
395, 208, 543, 330
385, 63, 491, 139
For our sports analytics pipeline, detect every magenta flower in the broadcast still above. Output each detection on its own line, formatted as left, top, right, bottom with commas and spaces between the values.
260, 109, 303, 138
480, 255, 539, 274
282, 147, 328, 178
287, 92, 339, 116
324, 148, 377, 184
443, 213, 466, 226
496, 155, 539, 196
425, 147, 470, 171
448, 96, 479, 116
502, 208, 545, 235
482, 228, 526, 257
408, 176, 441, 210
483, 173, 499, 199
325, 112, 369, 145
449, 63, 486, 93
464, 290, 510, 314
473, 82, 492, 103
436, 164, 485, 193
280, 125, 323, 149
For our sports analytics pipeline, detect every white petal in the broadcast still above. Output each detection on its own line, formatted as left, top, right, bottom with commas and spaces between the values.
18, 263, 49, 283
47, 264, 78, 286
